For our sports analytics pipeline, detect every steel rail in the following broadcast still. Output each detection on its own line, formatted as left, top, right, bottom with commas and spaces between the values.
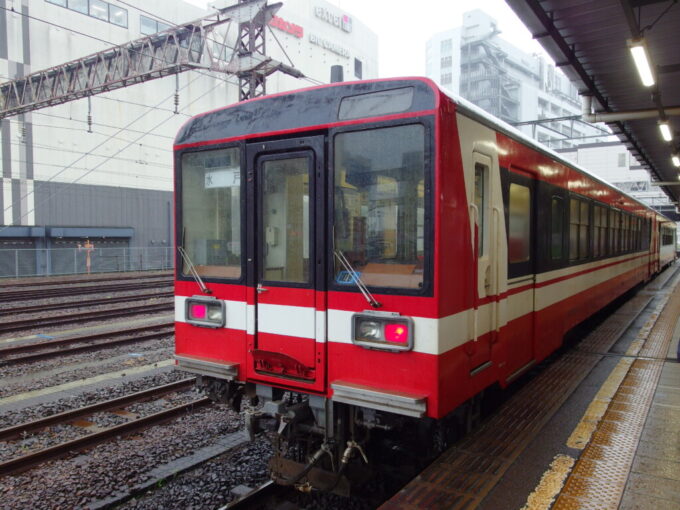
0, 272, 172, 288
0, 395, 209, 477
0, 327, 174, 365
1, 291, 174, 315
0, 321, 174, 357
224, 481, 289, 509
0, 378, 196, 441
0, 302, 173, 333
0, 281, 172, 303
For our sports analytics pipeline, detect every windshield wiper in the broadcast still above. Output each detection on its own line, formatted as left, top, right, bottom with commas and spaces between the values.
178, 246, 211, 295
334, 249, 381, 308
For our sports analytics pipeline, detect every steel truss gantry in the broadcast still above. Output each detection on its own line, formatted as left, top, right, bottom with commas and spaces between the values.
0, 0, 302, 119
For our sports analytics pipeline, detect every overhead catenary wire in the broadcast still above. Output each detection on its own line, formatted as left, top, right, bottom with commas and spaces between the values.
1, 71, 240, 232
0, 5, 244, 219
0, 0, 324, 227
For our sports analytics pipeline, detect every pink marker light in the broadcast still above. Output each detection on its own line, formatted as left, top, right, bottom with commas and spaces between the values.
190, 303, 207, 319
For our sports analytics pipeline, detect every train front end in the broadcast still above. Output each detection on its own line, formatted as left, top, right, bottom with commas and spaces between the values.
172, 79, 466, 491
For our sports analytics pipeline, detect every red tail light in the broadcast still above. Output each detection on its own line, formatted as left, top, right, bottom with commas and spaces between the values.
352, 313, 414, 352
385, 323, 409, 344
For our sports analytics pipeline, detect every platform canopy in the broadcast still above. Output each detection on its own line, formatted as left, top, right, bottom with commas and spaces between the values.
507, 0, 680, 204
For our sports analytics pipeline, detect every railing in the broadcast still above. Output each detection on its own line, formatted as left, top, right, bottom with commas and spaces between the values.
0, 247, 174, 278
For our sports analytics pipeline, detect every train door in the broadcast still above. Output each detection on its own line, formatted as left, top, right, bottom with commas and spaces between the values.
246, 136, 327, 393
504, 169, 535, 381
469, 153, 496, 366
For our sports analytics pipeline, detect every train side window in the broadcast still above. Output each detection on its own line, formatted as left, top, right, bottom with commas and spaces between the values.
593, 204, 607, 258
474, 163, 487, 256
610, 210, 621, 254
550, 196, 564, 259
579, 200, 590, 260
508, 183, 531, 263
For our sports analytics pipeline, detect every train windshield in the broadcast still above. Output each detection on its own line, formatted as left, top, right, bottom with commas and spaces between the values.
180, 147, 242, 279
334, 124, 426, 290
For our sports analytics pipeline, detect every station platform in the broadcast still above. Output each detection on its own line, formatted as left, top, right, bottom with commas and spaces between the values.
380, 263, 680, 510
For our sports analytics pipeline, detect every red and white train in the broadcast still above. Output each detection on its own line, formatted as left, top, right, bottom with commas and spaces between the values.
173, 77, 676, 490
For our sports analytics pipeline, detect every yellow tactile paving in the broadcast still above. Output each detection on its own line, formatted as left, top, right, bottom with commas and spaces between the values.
380, 291, 655, 510
553, 276, 680, 510
520, 454, 575, 510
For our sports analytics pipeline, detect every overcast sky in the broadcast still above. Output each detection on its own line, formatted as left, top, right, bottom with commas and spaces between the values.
187, 0, 551, 77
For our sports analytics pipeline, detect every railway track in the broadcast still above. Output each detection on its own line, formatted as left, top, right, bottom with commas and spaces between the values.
1, 290, 174, 315
0, 280, 172, 303
225, 481, 292, 509
0, 379, 208, 477
0, 271, 172, 288
0, 322, 174, 364
0, 301, 173, 334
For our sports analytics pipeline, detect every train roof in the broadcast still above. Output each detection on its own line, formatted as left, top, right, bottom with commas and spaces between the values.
440, 84, 673, 222
174, 77, 673, 222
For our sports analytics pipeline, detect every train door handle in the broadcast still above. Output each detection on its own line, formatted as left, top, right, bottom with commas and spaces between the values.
257, 284, 268, 293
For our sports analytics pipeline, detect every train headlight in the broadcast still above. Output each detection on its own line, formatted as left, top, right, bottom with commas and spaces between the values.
185, 296, 225, 328
352, 312, 413, 352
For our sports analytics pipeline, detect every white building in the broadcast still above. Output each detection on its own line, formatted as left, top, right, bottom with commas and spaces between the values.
0, 0, 377, 275
556, 142, 677, 216
426, 10, 606, 150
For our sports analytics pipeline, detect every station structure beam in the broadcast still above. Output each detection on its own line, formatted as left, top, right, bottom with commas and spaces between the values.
0, 0, 302, 119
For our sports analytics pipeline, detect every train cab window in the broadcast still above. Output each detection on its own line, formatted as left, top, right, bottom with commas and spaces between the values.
333, 124, 426, 289
180, 147, 242, 279
508, 183, 531, 263
474, 163, 487, 256
550, 196, 565, 259
569, 198, 589, 261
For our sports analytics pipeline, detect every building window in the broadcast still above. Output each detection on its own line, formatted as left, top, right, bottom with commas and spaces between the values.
49, 0, 127, 28
89, 0, 108, 21
441, 39, 452, 52
354, 58, 363, 79
441, 73, 452, 85
68, 0, 88, 14
441, 56, 452, 68
141, 15, 171, 35
109, 5, 128, 27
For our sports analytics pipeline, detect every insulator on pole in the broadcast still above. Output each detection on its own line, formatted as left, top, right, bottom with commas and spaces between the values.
87, 96, 93, 133
174, 75, 180, 114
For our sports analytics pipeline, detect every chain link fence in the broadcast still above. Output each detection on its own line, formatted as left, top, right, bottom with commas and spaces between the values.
0, 247, 174, 278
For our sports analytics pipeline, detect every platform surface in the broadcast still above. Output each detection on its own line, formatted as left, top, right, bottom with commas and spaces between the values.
380, 264, 680, 510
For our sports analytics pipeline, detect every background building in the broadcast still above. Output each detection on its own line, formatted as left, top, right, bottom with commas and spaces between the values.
426, 9, 677, 220
556, 142, 677, 219
0, 0, 377, 275
426, 10, 606, 150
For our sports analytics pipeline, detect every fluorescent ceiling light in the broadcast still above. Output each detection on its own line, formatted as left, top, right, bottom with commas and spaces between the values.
672, 154, 680, 167
659, 121, 673, 142
628, 38, 655, 87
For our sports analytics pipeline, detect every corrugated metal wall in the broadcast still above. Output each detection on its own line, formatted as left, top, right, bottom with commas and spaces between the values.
34, 181, 173, 248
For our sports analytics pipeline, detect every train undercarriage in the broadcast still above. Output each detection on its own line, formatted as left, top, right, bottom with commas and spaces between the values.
197, 375, 487, 496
